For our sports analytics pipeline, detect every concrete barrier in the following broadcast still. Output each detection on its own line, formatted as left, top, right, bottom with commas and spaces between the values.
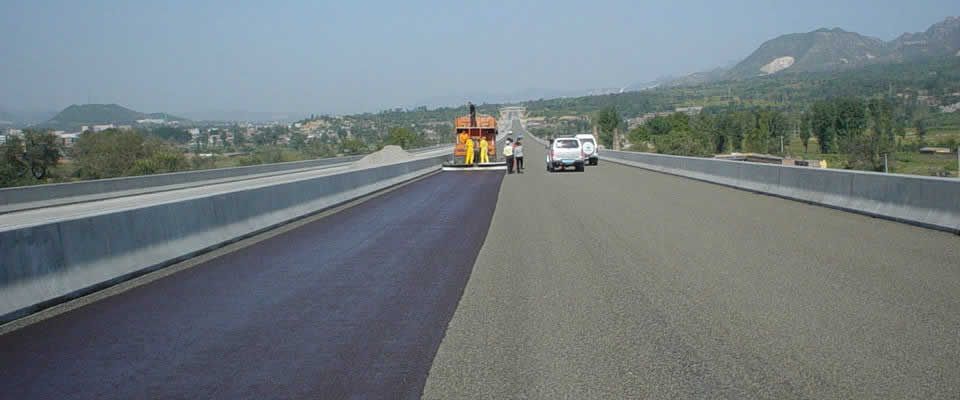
0, 155, 362, 207
0, 154, 447, 322
0, 144, 452, 208
601, 149, 960, 234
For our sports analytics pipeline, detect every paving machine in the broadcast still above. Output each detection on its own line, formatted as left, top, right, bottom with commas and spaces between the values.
442, 103, 507, 171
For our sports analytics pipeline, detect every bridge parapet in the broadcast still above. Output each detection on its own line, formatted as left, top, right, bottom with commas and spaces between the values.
601, 149, 960, 234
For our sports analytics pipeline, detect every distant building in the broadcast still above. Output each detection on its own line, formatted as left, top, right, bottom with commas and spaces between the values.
188, 128, 201, 137
136, 118, 166, 124
939, 102, 960, 113
919, 147, 952, 154
675, 106, 703, 115
56, 132, 81, 147
92, 124, 115, 132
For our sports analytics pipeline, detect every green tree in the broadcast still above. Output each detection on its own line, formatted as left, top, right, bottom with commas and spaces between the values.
743, 111, 770, 153
151, 126, 191, 144
0, 129, 62, 185
767, 110, 790, 154
21, 130, 62, 177
341, 138, 368, 154
653, 128, 711, 156
594, 106, 621, 148
834, 97, 867, 150
914, 118, 927, 143
289, 131, 307, 150
383, 126, 423, 149
799, 112, 812, 153
72, 129, 185, 179
810, 100, 837, 153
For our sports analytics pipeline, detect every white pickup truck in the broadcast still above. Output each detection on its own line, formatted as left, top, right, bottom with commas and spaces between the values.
546, 137, 585, 172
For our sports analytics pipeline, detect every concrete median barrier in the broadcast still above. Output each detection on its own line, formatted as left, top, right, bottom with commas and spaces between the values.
0, 155, 364, 207
0, 145, 451, 209
602, 149, 960, 234
0, 154, 447, 322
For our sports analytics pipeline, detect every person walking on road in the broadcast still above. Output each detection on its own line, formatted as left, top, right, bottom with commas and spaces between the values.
514, 140, 524, 173
479, 138, 490, 164
464, 137, 475, 165
503, 138, 515, 174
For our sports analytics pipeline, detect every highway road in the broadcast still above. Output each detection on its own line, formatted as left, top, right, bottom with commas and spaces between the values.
1, 121, 958, 399
423, 136, 960, 399
0, 171, 503, 399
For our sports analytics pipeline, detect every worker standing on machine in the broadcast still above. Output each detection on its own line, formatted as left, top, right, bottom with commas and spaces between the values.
464, 136, 475, 165
479, 137, 490, 163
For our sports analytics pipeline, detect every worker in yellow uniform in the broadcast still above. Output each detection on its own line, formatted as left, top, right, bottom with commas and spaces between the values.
479, 138, 489, 163
464, 137, 475, 165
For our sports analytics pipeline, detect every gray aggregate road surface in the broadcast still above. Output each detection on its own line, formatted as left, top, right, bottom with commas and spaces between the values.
423, 134, 960, 399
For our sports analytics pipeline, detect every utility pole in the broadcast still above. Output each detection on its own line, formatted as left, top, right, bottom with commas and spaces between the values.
884, 152, 889, 173
780, 136, 784, 154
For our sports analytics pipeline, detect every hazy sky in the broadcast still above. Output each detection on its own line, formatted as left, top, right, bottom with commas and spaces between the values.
1, 0, 957, 115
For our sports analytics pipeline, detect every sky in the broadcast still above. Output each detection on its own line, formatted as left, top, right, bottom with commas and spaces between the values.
1, 0, 957, 117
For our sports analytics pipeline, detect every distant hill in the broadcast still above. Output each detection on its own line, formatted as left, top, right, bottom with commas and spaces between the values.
0, 109, 14, 125
648, 16, 959, 87
45, 104, 187, 129
726, 16, 959, 79
0, 107, 56, 127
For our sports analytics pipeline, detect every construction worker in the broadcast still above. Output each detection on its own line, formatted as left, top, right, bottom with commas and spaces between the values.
479, 138, 489, 163
458, 131, 469, 145
464, 136, 475, 165
503, 138, 514, 173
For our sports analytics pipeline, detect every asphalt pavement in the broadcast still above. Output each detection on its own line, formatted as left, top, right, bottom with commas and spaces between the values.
423, 137, 960, 399
0, 170, 503, 399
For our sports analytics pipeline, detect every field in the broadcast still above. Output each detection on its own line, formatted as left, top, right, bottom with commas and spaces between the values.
783, 128, 959, 177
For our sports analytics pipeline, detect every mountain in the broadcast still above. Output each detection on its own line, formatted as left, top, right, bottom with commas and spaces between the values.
0, 107, 57, 126
0, 109, 14, 125
726, 16, 960, 79
45, 104, 187, 129
889, 16, 960, 61
625, 67, 730, 91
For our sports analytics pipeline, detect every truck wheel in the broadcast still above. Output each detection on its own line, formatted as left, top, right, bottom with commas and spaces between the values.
576, 164, 584, 172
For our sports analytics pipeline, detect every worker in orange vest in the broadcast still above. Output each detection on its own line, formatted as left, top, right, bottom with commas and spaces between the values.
464, 137, 475, 165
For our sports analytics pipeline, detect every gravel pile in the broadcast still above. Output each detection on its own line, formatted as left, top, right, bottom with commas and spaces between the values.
352, 145, 414, 168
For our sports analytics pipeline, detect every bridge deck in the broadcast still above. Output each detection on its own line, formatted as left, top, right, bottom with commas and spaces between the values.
423, 137, 960, 399
0, 171, 503, 399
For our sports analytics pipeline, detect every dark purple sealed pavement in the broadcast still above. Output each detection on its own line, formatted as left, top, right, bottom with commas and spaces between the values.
0, 171, 503, 399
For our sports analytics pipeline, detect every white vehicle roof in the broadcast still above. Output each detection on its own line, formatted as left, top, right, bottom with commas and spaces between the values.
574, 134, 596, 140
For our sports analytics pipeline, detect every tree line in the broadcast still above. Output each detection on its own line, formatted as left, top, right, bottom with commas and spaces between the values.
620, 95, 949, 172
